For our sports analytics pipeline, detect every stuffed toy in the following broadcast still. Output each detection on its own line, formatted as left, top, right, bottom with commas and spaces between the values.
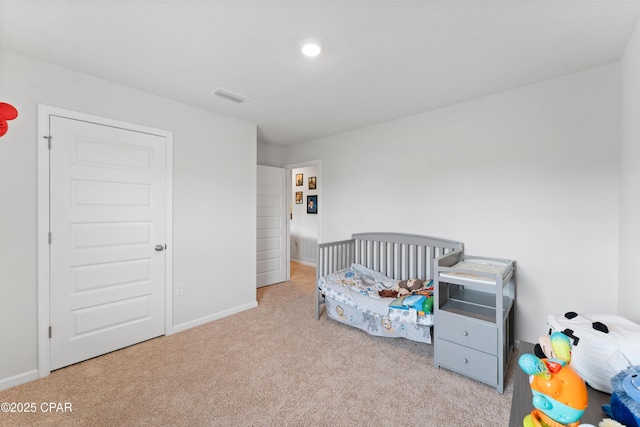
602, 365, 640, 427
519, 332, 588, 427
378, 289, 398, 298
393, 278, 424, 296
547, 312, 640, 393
0, 102, 18, 137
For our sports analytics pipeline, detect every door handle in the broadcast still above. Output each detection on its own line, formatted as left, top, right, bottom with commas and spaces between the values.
155, 244, 165, 252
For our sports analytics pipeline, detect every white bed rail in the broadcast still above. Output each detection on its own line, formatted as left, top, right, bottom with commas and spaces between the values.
316, 232, 463, 319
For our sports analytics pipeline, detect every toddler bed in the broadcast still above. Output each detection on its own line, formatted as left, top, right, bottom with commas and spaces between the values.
316, 232, 463, 344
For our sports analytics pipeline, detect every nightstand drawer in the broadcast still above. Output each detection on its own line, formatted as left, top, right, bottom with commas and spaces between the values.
436, 338, 498, 385
436, 311, 497, 354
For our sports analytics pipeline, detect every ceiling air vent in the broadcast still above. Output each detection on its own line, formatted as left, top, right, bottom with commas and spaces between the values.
211, 87, 250, 104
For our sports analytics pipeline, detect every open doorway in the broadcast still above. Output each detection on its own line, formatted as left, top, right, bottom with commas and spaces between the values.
288, 161, 320, 267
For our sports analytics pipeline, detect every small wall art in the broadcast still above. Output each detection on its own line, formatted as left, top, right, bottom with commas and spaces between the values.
308, 176, 316, 190
295, 191, 303, 204
296, 173, 303, 186
307, 195, 317, 214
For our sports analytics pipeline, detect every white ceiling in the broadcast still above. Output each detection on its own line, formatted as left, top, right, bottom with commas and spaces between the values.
1, 1, 638, 146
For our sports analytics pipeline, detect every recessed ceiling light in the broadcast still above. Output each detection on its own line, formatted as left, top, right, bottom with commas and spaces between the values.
301, 40, 323, 57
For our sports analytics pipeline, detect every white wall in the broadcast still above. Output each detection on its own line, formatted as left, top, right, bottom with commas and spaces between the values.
619, 18, 640, 323
283, 64, 621, 344
0, 49, 257, 389
257, 142, 284, 168
290, 165, 319, 264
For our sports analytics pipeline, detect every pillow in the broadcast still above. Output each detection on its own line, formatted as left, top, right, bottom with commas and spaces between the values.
350, 263, 399, 289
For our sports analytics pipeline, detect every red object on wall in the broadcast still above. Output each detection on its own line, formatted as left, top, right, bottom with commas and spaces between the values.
0, 103, 18, 137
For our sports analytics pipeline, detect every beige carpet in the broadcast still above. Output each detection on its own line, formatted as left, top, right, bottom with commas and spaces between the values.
0, 262, 515, 426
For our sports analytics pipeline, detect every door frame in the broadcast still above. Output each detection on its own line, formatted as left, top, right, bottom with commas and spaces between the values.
36, 105, 174, 377
285, 159, 322, 253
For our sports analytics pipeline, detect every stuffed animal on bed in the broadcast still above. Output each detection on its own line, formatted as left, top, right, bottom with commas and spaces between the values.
393, 278, 424, 296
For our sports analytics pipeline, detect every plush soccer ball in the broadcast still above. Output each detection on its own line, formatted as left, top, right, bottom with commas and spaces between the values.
394, 278, 424, 296
547, 312, 640, 393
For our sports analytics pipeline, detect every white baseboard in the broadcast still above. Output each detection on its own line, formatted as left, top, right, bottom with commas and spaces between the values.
1, 303, 260, 391
291, 259, 316, 267
0, 369, 39, 391
169, 301, 259, 335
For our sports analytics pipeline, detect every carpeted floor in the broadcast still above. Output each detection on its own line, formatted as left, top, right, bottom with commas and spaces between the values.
0, 262, 515, 426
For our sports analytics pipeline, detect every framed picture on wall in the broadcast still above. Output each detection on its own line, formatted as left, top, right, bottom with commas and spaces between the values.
295, 192, 303, 204
308, 176, 316, 190
307, 195, 317, 214
296, 173, 303, 186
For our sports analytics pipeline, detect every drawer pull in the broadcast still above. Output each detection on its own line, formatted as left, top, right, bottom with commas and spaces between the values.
461, 330, 469, 336
462, 358, 468, 364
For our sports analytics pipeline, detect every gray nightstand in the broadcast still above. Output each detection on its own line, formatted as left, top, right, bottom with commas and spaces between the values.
434, 251, 516, 393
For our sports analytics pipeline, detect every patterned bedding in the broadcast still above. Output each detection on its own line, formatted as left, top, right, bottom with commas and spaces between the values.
318, 263, 434, 344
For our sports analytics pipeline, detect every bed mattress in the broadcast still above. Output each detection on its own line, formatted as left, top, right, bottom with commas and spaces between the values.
318, 263, 433, 344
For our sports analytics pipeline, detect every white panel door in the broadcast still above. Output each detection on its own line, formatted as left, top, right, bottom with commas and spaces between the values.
257, 165, 288, 287
49, 116, 167, 370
